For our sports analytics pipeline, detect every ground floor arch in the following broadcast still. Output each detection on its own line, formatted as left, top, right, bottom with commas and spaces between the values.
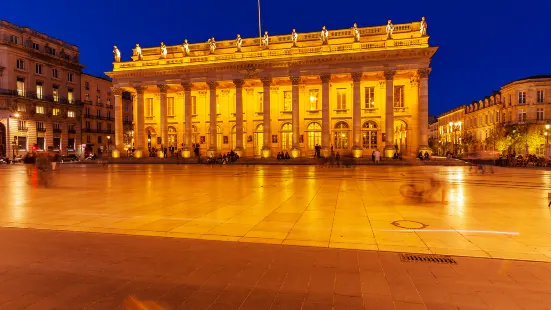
394, 120, 408, 153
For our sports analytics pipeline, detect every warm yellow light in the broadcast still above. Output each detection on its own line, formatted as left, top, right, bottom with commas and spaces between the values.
14, 113, 20, 118
546, 124, 550, 130
545, 132, 548, 136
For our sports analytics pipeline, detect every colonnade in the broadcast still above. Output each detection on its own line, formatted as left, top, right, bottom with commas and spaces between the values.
111, 69, 430, 158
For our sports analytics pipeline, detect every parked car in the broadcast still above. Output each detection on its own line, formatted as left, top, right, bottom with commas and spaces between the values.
0, 157, 11, 164
61, 154, 79, 163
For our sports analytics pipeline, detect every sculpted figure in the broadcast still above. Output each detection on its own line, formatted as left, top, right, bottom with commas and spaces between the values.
235, 34, 243, 52
181, 39, 190, 56
386, 20, 394, 39
113, 46, 121, 62
160, 42, 167, 58
420, 16, 428, 36
291, 28, 298, 47
262, 31, 269, 48
208, 37, 216, 54
320, 26, 329, 45
352, 23, 360, 42
134, 44, 143, 60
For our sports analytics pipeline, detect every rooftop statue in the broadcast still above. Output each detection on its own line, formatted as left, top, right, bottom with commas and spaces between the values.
134, 44, 143, 61
113, 46, 120, 62
208, 37, 216, 54
420, 16, 428, 36
235, 34, 242, 52
320, 26, 329, 45
386, 20, 394, 39
262, 31, 269, 49
181, 39, 190, 56
352, 23, 360, 42
160, 42, 167, 58
291, 29, 298, 47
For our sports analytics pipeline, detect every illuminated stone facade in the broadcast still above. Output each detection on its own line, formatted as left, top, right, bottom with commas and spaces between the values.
0, 20, 84, 157
107, 20, 437, 158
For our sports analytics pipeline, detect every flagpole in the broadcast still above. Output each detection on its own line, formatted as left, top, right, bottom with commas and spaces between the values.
258, 0, 262, 46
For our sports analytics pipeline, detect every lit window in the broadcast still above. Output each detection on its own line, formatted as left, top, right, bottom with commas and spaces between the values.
53, 86, 59, 102
18, 120, 27, 130
283, 91, 292, 111
53, 108, 60, 116
68, 72, 73, 82
167, 97, 175, 116
518, 91, 526, 104
364, 87, 375, 108
68, 89, 74, 103
85, 93, 90, 101
216, 95, 220, 114
537, 90, 544, 103
35, 63, 43, 75
537, 108, 544, 120
191, 96, 197, 115
393, 85, 405, 108
36, 106, 45, 114
309, 89, 319, 110
16, 59, 24, 70
68, 111, 75, 118
16, 78, 25, 96
17, 103, 26, 112
146, 98, 153, 116
36, 83, 43, 99
336, 88, 347, 110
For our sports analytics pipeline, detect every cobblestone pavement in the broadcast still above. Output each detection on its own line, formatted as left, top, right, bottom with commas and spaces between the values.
1, 227, 550, 310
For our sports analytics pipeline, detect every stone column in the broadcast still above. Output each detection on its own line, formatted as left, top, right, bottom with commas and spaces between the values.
290, 75, 301, 158
111, 86, 123, 158
134, 86, 146, 158
320, 74, 331, 157
158, 84, 168, 157
261, 77, 272, 158
233, 79, 245, 157
351, 72, 363, 158
383, 70, 396, 158
418, 68, 431, 153
207, 80, 218, 157
182, 82, 192, 158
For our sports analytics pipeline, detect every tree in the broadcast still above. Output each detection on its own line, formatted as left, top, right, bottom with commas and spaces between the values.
461, 131, 476, 153
495, 135, 513, 154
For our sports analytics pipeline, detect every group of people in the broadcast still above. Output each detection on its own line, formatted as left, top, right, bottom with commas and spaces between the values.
276, 152, 291, 160
418, 151, 431, 161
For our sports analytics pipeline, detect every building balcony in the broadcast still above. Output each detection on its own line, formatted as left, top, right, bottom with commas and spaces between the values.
394, 107, 409, 113
36, 127, 46, 132
362, 108, 379, 114
83, 100, 93, 105
96, 115, 105, 120
82, 128, 95, 133
95, 101, 103, 107
17, 127, 28, 132
84, 114, 94, 119
334, 109, 349, 115
106, 117, 114, 121
53, 128, 62, 133
0, 88, 83, 106
306, 109, 321, 114
68, 129, 77, 134
105, 104, 113, 109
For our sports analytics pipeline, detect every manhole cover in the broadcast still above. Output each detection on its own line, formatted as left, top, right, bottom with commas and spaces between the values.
400, 253, 457, 264
391, 220, 427, 230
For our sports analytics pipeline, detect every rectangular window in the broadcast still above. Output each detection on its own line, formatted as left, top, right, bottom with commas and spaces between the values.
518, 109, 527, 122
16, 59, 24, 70
496, 111, 500, 122
87, 135, 91, 143
52, 68, 58, 78
336, 88, 347, 110
36, 83, 43, 99
85, 82, 90, 90
35, 63, 43, 74
146, 98, 153, 116
85, 93, 90, 101
17, 103, 26, 112
490, 113, 494, 123
85, 121, 90, 129
36, 122, 45, 130
18, 120, 27, 130
53, 137, 61, 151
53, 123, 60, 131
485, 115, 488, 124
68, 111, 75, 118
36, 137, 45, 151
537, 108, 544, 120
50, 48, 56, 56
191, 96, 197, 115
309, 89, 319, 110
393, 86, 405, 108
124, 115, 128, 122
96, 95, 101, 104
68, 72, 73, 82
97, 122, 102, 131
167, 97, 175, 116
98, 136, 102, 144
283, 91, 292, 111
10, 35, 19, 44
17, 78, 25, 96
32, 42, 39, 50
67, 89, 74, 103
364, 87, 375, 108
53, 86, 59, 102
258, 92, 264, 112
17, 137, 27, 151
509, 112, 512, 122
36, 106, 45, 114
518, 91, 526, 104
53, 108, 60, 116
537, 90, 544, 103
68, 138, 75, 151
68, 124, 75, 131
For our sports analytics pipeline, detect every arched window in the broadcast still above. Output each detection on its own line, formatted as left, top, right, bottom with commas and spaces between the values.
394, 120, 407, 153
190, 125, 199, 146
307, 122, 322, 151
362, 121, 378, 149
333, 121, 350, 150
280, 123, 292, 151
254, 124, 264, 156
168, 126, 177, 147
231, 125, 247, 150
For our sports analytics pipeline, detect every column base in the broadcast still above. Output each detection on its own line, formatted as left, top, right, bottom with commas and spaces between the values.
418, 145, 432, 155
290, 147, 300, 158
234, 147, 245, 158
157, 150, 165, 158
261, 148, 272, 158
133, 149, 144, 159
206, 148, 217, 158
321, 147, 331, 158
383, 145, 396, 158
111, 149, 121, 159
351, 146, 363, 158
181, 146, 191, 158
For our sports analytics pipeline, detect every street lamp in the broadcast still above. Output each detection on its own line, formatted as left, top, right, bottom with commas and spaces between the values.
107, 135, 111, 154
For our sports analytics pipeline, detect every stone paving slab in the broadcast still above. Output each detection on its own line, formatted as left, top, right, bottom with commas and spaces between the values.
1, 227, 551, 310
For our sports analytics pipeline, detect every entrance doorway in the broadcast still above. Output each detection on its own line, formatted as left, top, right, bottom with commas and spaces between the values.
254, 124, 264, 156
280, 123, 292, 151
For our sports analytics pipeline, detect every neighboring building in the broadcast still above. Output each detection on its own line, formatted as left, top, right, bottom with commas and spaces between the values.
464, 92, 501, 150
436, 105, 465, 154
106, 19, 437, 158
80, 74, 115, 156
0, 20, 84, 158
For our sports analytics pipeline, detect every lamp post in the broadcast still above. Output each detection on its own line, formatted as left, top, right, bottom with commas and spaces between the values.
107, 135, 111, 155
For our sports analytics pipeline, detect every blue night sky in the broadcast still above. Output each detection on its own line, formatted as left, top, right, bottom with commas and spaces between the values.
3, 0, 550, 115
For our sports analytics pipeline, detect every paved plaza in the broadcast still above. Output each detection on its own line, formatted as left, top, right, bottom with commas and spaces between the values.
1, 164, 551, 261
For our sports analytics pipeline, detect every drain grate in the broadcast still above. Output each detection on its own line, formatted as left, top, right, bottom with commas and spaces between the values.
400, 253, 457, 264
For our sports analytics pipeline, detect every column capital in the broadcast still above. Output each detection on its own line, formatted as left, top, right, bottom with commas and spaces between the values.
410, 76, 420, 87
260, 77, 272, 87
290, 76, 300, 85
181, 82, 192, 92
134, 86, 146, 94
233, 79, 244, 88
320, 74, 331, 83
417, 68, 431, 79
157, 84, 169, 93
207, 80, 218, 90
351, 72, 363, 83
110, 86, 123, 96
383, 70, 396, 81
